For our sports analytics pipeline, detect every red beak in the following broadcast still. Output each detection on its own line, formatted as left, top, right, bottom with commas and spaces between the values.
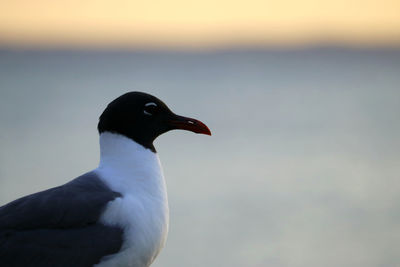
168, 114, 211, 136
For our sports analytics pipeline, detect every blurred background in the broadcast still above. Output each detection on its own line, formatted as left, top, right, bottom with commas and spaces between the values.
1, 1, 400, 266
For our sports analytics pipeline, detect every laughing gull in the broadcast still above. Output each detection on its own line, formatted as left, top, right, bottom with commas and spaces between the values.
0, 92, 211, 267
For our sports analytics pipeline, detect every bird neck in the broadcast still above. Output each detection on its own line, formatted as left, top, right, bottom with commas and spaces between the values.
97, 132, 165, 196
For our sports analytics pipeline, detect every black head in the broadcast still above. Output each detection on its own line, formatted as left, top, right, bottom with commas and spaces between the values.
98, 92, 211, 152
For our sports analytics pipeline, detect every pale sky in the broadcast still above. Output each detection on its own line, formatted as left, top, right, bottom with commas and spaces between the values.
1, 0, 400, 48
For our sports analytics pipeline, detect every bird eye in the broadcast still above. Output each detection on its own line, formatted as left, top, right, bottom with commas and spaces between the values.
144, 102, 158, 116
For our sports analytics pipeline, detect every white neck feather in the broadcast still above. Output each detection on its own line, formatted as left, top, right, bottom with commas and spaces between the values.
95, 132, 169, 267
97, 132, 166, 197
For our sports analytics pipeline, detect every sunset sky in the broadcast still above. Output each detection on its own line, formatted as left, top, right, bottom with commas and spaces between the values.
1, 0, 400, 48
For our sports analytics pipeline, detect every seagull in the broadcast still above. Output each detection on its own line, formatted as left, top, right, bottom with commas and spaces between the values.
0, 91, 211, 267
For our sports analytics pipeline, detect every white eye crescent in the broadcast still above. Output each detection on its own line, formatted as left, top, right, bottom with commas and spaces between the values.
144, 102, 157, 116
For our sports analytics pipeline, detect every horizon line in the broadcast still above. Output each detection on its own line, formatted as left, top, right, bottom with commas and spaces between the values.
1, 40, 400, 52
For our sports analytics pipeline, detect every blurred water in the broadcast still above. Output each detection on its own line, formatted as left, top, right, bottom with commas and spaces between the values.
0, 48, 399, 267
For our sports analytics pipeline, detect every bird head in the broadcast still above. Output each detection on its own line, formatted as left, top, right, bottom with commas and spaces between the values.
98, 92, 211, 151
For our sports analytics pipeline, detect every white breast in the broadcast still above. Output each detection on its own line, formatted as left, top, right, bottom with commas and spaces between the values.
94, 133, 169, 267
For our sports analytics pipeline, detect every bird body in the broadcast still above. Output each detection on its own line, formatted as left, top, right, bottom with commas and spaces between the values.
0, 92, 210, 266
0, 172, 124, 267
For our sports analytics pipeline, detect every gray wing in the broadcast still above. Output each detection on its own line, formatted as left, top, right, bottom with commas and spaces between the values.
0, 172, 124, 267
